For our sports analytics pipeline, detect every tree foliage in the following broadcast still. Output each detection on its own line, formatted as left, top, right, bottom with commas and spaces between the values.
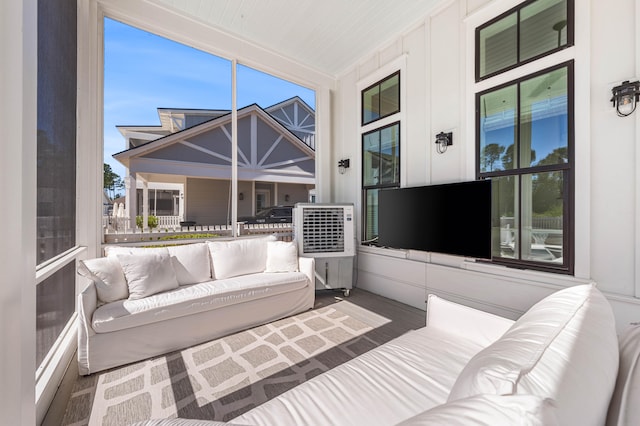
104, 163, 124, 199
481, 143, 505, 171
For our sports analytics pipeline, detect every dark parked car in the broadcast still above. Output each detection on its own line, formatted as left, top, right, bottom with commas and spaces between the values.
239, 206, 293, 224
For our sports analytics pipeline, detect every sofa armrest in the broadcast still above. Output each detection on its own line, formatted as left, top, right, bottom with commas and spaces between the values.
426, 294, 514, 348
298, 256, 315, 288
77, 282, 97, 375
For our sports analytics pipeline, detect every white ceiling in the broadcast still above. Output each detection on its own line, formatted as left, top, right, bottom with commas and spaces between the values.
149, 0, 442, 77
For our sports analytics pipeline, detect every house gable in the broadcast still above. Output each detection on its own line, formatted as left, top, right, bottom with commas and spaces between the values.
117, 105, 315, 178
266, 97, 315, 149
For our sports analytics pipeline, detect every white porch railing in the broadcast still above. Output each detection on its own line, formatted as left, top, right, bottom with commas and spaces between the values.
102, 216, 293, 244
156, 215, 182, 228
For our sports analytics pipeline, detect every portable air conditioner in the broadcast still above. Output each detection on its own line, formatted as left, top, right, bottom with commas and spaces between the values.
293, 203, 355, 296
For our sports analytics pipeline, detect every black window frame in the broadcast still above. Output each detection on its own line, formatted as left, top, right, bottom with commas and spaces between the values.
476, 60, 574, 274
475, 0, 575, 82
361, 121, 401, 244
361, 71, 401, 126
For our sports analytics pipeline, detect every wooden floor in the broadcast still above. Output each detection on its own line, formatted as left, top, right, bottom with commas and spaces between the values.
42, 288, 425, 425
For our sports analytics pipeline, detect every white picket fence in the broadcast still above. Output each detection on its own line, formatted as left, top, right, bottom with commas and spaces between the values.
102, 215, 293, 244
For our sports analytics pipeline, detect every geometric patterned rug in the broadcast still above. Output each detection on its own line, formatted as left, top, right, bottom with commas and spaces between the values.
61, 306, 382, 425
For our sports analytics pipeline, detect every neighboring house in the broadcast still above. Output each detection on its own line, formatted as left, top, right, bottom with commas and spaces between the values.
113, 96, 315, 226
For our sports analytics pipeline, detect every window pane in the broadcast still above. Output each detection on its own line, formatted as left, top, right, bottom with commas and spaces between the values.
362, 72, 400, 125
521, 0, 568, 62
36, 262, 76, 366
479, 85, 517, 172
493, 176, 519, 259
521, 171, 564, 263
363, 85, 380, 124
478, 13, 517, 78
520, 67, 568, 167
37, 0, 77, 264
238, 63, 316, 211
379, 74, 400, 117
364, 189, 379, 242
379, 124, 400, 185
363, 131, 381, 186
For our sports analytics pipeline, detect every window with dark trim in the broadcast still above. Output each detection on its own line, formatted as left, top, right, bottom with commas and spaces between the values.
475, 0, 575, 274
476, 0, 574, 82
477, 61, 574, 274
362, 121, 400, 243
361, 71, 400, 125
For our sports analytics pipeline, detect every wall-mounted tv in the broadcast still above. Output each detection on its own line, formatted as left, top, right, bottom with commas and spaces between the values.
377, 179, 492, 259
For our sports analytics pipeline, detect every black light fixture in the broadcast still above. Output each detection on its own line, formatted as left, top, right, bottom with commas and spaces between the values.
338, 158, 350, 174
611, 80, 640, 117
435, 131, 453, 154
284, 194, 290, 202
238, 192, 244, 201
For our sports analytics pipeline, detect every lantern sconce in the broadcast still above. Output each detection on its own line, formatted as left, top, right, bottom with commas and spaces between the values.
435, 131, 453, 154
338, 158, 350, 174
611, 80, 640, 117
238, 192, 244, 201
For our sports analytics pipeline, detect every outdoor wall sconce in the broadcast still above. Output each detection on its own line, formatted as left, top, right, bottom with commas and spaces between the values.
338, 158, 350, 174
238, 192, 244, 201
285, 194, 290, 202
435, 131, 453, 154
611, 80, 640, 117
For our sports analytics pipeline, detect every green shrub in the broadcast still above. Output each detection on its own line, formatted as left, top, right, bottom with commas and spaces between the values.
136, 215, 158, 230
158, 233, 218, 241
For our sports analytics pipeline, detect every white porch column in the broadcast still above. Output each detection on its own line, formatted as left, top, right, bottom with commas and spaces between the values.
1, 0, 37, 423
142, 179, 149, 231
125, 173, 137, 231
179, 189, 185, 220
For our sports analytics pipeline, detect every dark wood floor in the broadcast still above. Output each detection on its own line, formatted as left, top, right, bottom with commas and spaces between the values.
42, 288, 425, 425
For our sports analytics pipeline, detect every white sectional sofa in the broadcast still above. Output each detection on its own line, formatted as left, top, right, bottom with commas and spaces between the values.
135, 283, 640, 426
76, 235, 315, 375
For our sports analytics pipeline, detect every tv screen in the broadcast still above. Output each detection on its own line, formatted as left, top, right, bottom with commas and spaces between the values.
377, 179, 492, 259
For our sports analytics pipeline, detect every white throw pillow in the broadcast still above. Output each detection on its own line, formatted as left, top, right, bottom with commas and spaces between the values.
167, 243, 211, 285
117, 252, 179, 300
208, 235, 276, 280
447, 284, 618, 426
397, 394, 558, 426
77, 257, 129, 303
265, 241, 298, 273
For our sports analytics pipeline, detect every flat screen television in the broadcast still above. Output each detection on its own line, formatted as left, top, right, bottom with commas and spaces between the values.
377, 179, 492, 259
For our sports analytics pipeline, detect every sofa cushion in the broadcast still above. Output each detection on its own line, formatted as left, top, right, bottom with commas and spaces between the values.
91, 271, 310, 333
208, 235, 276, 280
167, 243, 211, 285
397, 394, 558, 426
233, 326, 486, 426
448, 283, 618, 426
117, 252, 179, 300
104, 245, 169, 257
77, 257, 129, 303
606, 324, 640, 426
265, 241, 299, 273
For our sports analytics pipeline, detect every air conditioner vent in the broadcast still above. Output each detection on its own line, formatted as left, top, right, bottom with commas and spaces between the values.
293, 203, 355, 258
302, 208, 345, 254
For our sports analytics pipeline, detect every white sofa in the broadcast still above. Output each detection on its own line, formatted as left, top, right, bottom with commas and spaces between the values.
135, 283, 640, 426
76, 235, 315, 375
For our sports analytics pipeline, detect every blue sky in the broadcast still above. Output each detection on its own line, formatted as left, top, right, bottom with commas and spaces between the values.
104, 17, 315, 181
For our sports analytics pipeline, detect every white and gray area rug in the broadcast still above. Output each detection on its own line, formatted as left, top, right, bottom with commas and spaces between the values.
60, 291, 423, 426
